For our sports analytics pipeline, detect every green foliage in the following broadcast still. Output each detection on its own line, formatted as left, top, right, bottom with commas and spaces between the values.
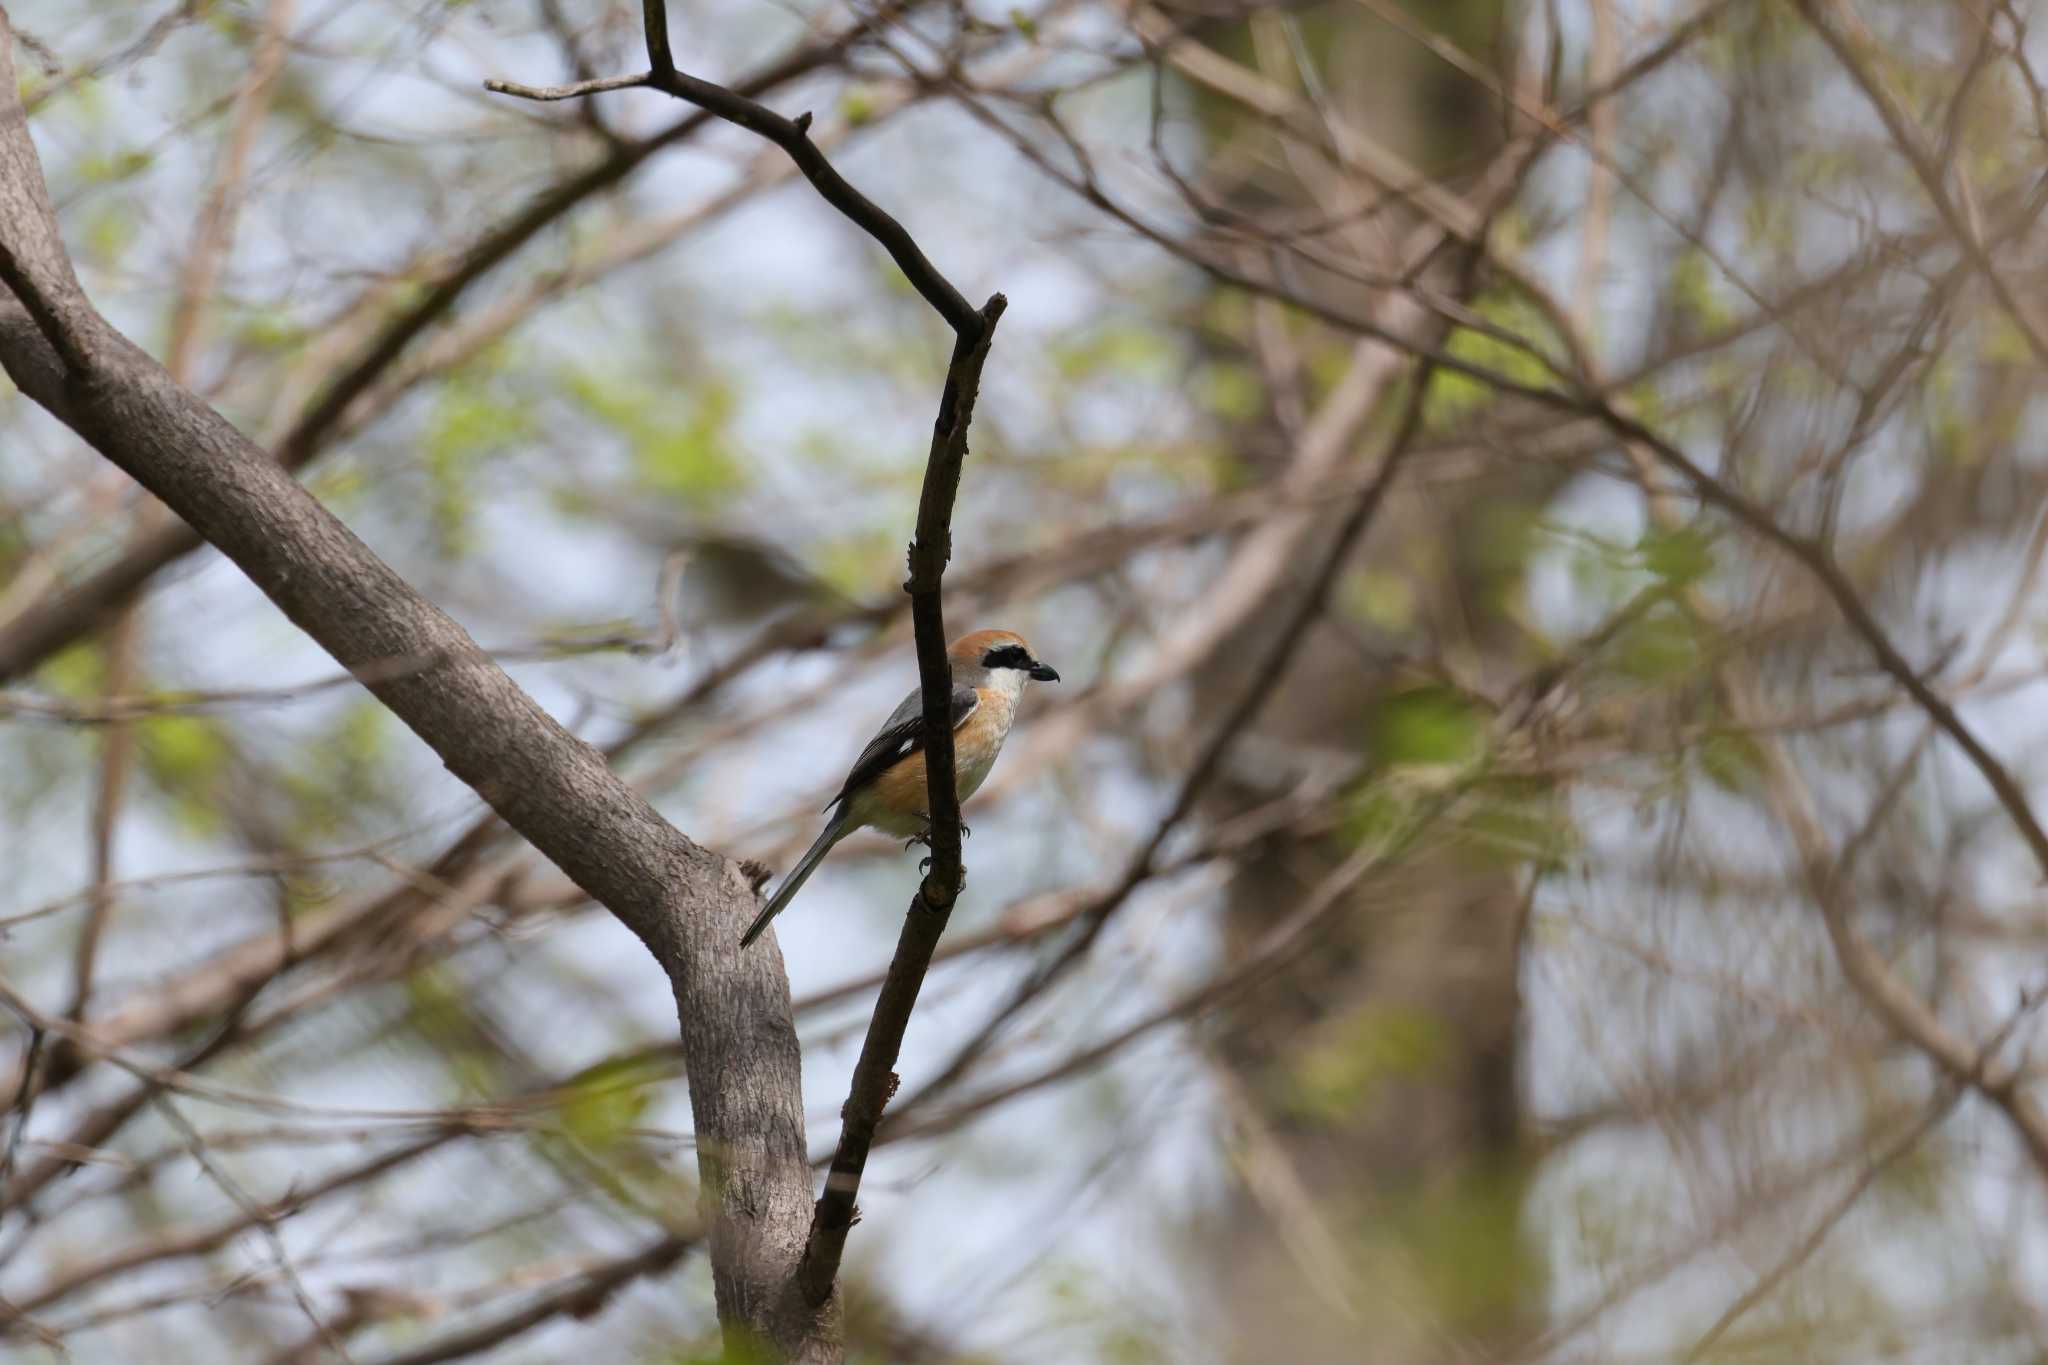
402, 967, 501, 1098
1460, 497, 1544, 614
1340, 568, 1417, 633
1040, 1264, 1176, 1364
1424, 290, 1563, 428
555, 1054, 666, 1151
279, 700, 393, 840
82, 205, 138, 269
1380, 1161, 1536, 1328
812, 527, 899, 596
1048, 319, 1175, 385
1369, 686, 1489, 769
1463, 777, 1575, 870
139, 712, 231, 834
1641, 525, 1716, 587
1669, 249, 1734, 334
76, 147, 153, 186
1696, 730, 1766, 794
423, 365, 532, 555
1980, 313, 2036, 366
39, 640, 107, 697
232, 307, 309, 353
838, 85, 879, 127
1612, 608, 1706, 682
1741, 190, 1794, 256
656, 1326, 781, 1364
1282, 1002, 1449, 1124
1193, 359, 1263, 422
1344, 785, 1411, 850
567, 367, 743, 504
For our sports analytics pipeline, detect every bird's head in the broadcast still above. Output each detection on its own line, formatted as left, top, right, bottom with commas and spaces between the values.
950, 629, 1059, 693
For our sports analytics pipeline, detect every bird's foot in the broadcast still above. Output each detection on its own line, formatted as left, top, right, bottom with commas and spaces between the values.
905, 820, 971, 860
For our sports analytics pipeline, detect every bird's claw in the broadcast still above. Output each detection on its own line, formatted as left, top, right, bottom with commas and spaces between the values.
906, 821, 970, 874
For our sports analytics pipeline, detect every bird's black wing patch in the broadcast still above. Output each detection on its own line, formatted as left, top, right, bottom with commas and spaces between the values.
827, 685, 978, 812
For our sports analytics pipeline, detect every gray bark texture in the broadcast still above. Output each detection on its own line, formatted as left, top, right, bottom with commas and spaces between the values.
0, 11, 836, 1359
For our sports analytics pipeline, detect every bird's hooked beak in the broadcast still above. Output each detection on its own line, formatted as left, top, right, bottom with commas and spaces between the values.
1029, 661, 1061, 683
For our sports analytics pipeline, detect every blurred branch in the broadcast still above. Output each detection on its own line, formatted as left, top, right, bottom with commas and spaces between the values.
958, 5, 2048, 886
0, 12, 884, 684
150, 1093, 357, 1365
68, 0, 293, 1031
1797, 0, 2048, 366
1680, 991, 2043, 1362
1592, 402, 2048, 880
358, 1235, 693, 1365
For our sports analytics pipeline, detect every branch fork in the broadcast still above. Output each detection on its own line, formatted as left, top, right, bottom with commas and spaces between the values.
491, 0, 1006, 1345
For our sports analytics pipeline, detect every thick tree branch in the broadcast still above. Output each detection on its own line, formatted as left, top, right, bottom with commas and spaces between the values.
0, 6, 813, 1357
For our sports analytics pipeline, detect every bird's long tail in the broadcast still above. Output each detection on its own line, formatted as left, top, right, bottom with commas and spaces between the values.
740, 814, 850, 948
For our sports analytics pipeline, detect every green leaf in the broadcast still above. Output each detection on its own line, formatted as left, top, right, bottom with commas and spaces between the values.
1282, 1002, 1449, 1124
1669, 249, 1732, 333
1641, 526, 1715, 586
1613, 610, 1704, 682
1194, 360, 1263, 421
1370, 686, 1488, 768
1696, 731, 1764, 793
558, 1055, 664, 1151
140, 713, 231, 834
566, 369, 743, 503
1341, 569, 1416, 632
839, 86, 878, 127
423, 371, 530, 554
1424, 289, 1562, 427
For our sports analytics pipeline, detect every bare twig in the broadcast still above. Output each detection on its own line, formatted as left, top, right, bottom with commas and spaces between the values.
1679, 993, 2044, 1362
358, 1235, 692, 1365
151, 1094, 357, 1365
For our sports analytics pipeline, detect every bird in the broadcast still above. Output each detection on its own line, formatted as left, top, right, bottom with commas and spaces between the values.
740, 629, 1059, 948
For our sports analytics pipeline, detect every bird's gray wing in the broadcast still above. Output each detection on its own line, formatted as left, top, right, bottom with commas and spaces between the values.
826, 682, 979, 812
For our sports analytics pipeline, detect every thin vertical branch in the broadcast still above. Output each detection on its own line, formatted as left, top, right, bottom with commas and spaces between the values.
796, 293, 1004, 1307
487, 0, 1004, 1343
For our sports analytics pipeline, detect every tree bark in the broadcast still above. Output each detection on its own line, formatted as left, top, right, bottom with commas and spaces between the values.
0, 11, 834, 1358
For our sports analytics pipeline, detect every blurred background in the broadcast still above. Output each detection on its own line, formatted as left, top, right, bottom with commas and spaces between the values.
5, 1, 2048, 1361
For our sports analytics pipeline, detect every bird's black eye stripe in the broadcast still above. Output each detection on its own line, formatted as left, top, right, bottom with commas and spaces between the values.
981, 644, 1031, 669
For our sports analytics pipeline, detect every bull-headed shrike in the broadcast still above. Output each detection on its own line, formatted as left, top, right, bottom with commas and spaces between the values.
740, 629, 1060, 948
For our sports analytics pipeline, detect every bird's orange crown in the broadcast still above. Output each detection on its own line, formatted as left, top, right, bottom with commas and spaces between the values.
949, 628, 1030, 662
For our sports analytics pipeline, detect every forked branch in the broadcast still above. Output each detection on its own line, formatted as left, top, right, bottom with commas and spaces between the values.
490, 0, 1006, 1336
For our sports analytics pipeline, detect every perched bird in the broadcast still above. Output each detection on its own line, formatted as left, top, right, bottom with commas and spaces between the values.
740, 629, 1059, 948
